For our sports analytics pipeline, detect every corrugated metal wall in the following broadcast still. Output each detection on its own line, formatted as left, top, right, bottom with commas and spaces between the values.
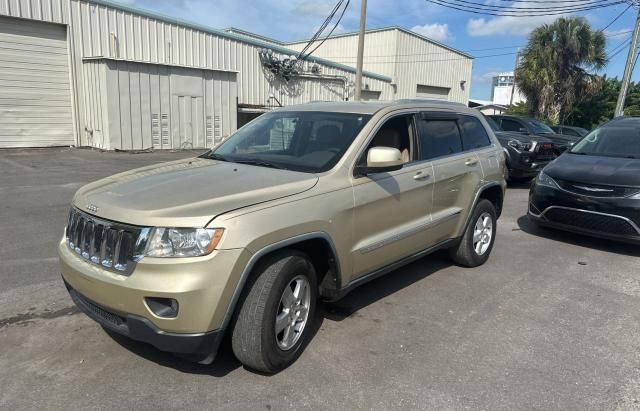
82, 58, 237, 150
288, 28, 473, 104
394, 30, 471, 103
0, 0, 393, 148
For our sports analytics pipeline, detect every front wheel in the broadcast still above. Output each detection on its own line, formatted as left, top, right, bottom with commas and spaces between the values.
449, 199, 497, 267
231, 251, 317, 373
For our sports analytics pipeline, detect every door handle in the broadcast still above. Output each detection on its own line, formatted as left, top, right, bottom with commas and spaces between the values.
413, 171, 431, 181
465, 158, 478, 167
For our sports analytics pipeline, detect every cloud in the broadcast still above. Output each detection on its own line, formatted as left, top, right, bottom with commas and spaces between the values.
411, 23, 452, 42
472, 70, 502, 84
466, 1, 567, 37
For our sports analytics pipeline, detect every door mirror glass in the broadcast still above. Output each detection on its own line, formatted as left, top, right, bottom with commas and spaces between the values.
366, 146, 404, 172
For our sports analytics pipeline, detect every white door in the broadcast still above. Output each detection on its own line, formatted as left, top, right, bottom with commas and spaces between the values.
0, 16, 73, 148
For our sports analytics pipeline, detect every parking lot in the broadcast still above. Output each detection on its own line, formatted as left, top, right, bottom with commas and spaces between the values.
1, 148, 639, 410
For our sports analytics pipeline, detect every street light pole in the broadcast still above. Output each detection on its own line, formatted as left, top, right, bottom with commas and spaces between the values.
354, 0, 367, 101
615, 7, 640, 117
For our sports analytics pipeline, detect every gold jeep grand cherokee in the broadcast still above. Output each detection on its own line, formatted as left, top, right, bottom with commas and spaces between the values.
60, 100, 506, 373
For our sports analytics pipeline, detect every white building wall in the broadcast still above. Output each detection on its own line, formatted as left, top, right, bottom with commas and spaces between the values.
288, 28, 473, 104
0, 0, 393, 148
492, 86, 525, 106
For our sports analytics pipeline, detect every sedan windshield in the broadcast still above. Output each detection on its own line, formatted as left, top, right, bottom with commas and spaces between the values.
527, 119, 554, 134
570, 126, 640, 159
207, 111, 371, 173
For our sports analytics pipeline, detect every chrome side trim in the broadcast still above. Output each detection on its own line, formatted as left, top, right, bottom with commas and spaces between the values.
220, 232, 341, 330
357, 209, 461, 254
530, 205, 640, 235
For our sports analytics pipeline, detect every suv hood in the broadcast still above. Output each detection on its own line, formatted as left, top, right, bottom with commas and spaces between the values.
545, 153, 640, 187
72, 158, 319, 227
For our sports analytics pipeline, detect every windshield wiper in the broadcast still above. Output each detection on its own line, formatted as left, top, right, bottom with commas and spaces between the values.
205, 153, 231, 162
233, 159, 286, 170
570, 151, 589, 155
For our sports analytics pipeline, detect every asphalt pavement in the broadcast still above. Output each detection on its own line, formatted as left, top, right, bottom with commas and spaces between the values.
1, 148, 639, 410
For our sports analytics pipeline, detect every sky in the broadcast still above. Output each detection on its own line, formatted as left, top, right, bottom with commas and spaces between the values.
114, 0, 639, 101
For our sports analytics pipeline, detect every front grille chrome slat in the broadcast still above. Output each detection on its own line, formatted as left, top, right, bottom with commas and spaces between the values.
65, 208, 146, 276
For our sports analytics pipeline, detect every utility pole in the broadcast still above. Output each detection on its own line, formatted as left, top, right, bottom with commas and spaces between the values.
615, 7, 640, 117
354, 0, 367, 101
509, 50, 520, 106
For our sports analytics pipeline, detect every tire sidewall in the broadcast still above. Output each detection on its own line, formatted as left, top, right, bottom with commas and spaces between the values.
466, 200, 497, 266
260, 255, 317, 372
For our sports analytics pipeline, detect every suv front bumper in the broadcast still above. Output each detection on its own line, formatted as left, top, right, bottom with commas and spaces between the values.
59, 239, 250, 360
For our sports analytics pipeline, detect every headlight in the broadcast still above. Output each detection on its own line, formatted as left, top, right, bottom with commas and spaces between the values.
507, 139, 533, 152
536, 171, 559, 189
629, 191, 640, 200
145, 228, 224, 257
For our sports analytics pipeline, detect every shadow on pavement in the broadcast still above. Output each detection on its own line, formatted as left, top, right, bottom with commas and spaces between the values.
517, 215, 640, 257
103, 251, 453, 375
324, 251, 451, 321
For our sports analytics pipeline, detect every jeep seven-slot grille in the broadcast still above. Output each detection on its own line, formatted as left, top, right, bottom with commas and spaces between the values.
66, 208, 146, 275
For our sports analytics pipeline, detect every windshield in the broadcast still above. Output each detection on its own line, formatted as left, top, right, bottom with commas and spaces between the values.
570, 126, 640, 159
527, 119, 554, 134
208, 111, 371, 173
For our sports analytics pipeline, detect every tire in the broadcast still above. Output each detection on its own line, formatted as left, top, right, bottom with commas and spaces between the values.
449, 199, 497, 267
231, 250, 317, 373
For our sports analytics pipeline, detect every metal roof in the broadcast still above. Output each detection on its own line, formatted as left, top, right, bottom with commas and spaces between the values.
286, 26, 474, 59
87, 0, 392, 82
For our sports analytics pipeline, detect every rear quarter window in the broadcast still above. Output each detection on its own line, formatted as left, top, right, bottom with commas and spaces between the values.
459, 116, 492, 150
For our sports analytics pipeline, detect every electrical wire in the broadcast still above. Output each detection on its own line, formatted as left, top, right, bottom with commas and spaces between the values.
433, 0, 620, 12
425, 0, 628, 17
300, 0, 350, 61
609, 40, 633, 59
296, 1, 344, 58
601, 3, 633, 31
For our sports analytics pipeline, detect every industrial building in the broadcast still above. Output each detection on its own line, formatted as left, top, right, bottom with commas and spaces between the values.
490, 72, 526, 106
286, 27, 473, 103
0, 0, 473, 150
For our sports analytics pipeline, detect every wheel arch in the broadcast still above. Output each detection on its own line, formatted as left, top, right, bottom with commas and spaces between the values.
221, 232, 341, 332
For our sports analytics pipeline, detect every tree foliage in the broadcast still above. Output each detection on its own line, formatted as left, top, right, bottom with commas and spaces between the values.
515, 17, 606, 125
566, 78, 640, 129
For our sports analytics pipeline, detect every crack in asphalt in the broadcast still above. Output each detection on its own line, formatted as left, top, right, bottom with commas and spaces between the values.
0, 306, 80, 329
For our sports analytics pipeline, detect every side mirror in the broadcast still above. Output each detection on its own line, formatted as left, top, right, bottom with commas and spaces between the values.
365, 146, 404, 173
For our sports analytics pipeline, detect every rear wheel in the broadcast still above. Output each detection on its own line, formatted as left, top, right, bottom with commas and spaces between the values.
449, 199, 497, 267
231, 251, 317, 373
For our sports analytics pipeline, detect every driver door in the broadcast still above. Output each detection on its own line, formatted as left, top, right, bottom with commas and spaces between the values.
350, 113, 435, 279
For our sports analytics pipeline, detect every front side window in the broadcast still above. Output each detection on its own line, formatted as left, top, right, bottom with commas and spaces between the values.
459, 116, 492, 150
210, 111, 371, 173
570, 126, 640, 159
419, 119, 463, 160
365, 114, 415, 164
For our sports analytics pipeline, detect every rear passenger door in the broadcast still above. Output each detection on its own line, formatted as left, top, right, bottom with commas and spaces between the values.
417, 112, 483, 245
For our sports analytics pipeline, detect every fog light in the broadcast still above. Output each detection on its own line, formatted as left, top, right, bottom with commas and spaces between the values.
145, 297, 179, 318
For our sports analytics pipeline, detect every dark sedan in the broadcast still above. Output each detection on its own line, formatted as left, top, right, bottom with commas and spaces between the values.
528, 117, 640, 243
551, 125, 590, 138
489, 115, 581, 155
484, 116, 555, 181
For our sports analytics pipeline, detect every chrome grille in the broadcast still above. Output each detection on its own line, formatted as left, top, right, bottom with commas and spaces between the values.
66, 208, 148, 275
554, 179, 640, 198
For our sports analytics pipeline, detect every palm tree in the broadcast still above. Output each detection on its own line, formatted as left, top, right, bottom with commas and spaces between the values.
516, 17, 606, 125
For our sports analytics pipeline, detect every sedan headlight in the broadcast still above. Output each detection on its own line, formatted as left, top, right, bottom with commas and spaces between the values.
508, 139, 533, 152
629, 192, 640, 200
145, 228, 224, 257
536, 171, 559, 189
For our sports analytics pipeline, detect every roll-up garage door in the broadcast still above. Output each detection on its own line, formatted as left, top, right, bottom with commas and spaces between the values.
416, 84, 450, 101
0, 16, 73, 148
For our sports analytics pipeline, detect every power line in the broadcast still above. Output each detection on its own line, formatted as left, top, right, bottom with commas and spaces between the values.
435, 0, 620, 12
425, 0, 628, 17
609, 40, 633, 59
323, 51, 518, 65
602, 3, 633, 31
